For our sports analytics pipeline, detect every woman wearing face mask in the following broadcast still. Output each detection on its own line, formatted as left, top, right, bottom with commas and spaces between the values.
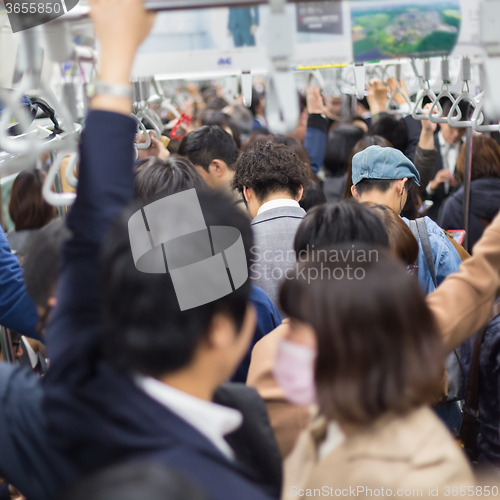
275, 248, 474, 497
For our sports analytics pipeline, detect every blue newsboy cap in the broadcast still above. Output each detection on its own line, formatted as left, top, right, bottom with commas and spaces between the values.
352, 146, 420, 187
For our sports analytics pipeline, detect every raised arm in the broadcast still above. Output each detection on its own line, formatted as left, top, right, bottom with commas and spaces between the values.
427, 210, 500, 352
0, 226, 38, 338
46, 0, 154, 362
303, 87, 328, 175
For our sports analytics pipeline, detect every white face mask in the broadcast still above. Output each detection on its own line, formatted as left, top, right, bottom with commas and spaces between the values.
273, 339, 317, 407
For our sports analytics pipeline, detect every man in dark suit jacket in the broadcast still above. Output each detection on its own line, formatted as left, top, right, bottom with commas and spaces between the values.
42, 2, 277, 499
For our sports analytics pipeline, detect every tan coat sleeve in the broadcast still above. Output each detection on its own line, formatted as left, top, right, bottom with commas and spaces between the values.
426, 210, 500, 352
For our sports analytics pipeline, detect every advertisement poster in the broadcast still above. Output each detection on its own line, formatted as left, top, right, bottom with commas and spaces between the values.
132, 1, 353, 78
351, 0, 461, 62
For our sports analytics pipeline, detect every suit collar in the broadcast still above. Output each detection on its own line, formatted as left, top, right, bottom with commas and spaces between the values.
251, 206, 306, 225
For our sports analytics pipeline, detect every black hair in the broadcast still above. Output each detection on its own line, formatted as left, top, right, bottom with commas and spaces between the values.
23, 218, 71, 308
299, 180, 326, 212
324, 125, 365, 177
354, 178, 416, 197
178, 126, 239, 172
134, 155, 207, 202
101, 189, 253, 377
440, 96, 470, 120
249, 89, 262, 117
368, 116, 408, 153
294, 199, 389, 254
231, 141, 311, 202
60, 462, 207, 500
199, 110, 242, 149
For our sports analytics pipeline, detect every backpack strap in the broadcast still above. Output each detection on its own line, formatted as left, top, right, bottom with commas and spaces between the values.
460, 301, 500, 462
415, 218, 438, 289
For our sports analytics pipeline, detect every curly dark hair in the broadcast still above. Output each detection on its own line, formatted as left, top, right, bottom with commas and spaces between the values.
231, 141, 311, 202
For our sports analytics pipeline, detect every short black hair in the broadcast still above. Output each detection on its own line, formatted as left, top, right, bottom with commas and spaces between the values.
368, 116, 408, 153
178, 126, 239, 172
441, 96, 469, 120
294, 200, 389, 254
299, 180, 326, 212
354, 178, 416, 197
199, 110, 241, 149
60, 462, 207, 500
23, 218, 71, 308
134, 155, 207, 202
324, 125, 365, 176
101, 189, 253, 378
231, 141, 311, 202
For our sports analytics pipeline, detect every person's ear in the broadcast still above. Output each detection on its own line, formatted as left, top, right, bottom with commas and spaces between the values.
205, 312, 238, 350
397, 177, 408, 196
243, 186, 252, 204
351, 185, 360, 199
209, 159, 225, 178
295, 186, 304, 202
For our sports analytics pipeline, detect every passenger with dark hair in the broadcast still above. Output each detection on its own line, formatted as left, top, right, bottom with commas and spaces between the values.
199, 109, 241, 149
178, 125, 245, 209
272, 136, 310, 167
424, 98, 468, 221
222, 104, 253, 136
232, 141, 311, 309
342, 135, 393, 200
133, 153, 281, 384
62, 462, 208, 500
351, 146, 462, 295
41, 4, 278, 499
298, 181, 325, 212
248, 201, 390, 458
7, 169, 57, 258
365, 202, 419, 266
279, 248, 473, 495
322, 124, 365, 204
367, 114, 409, 152
440, 135, 500, 251
249, 89, 268, 132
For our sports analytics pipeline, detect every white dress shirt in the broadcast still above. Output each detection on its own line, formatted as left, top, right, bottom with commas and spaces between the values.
438, 131, 461, 176
426, 131, 462, 195
134, 374, 242, 460
257, 199, 300, 216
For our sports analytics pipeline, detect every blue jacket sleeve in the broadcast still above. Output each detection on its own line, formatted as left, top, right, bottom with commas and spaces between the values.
0, 226, 38, 338
45, 110, 136, 364
304, 114, 328, 175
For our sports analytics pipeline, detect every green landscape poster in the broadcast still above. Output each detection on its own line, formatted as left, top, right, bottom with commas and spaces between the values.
351, 0, 461, 62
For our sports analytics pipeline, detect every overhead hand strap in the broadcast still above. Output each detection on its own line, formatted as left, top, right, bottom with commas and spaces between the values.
385, 64, 412, 115
131, 114, 152, 149
412, 58, 441, 121
353, 64, 365, 100
43, 150, 78, 207
448, 57, 476, 128
265, 0, 299, 134
241, 71, 252, 108
472, 92, 499, 132
430, 58, 455, 124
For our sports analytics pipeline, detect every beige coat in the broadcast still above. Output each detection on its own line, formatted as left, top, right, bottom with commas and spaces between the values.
248, 210, 500, 458
282, 407, 475, 500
